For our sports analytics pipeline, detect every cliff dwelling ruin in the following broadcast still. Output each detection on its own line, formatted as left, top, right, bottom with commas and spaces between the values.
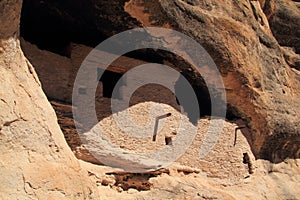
19, 0, 299, 181
1, 0, 300, 198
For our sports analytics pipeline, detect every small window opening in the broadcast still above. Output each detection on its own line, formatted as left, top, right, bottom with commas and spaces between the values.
97, 68, 123, 99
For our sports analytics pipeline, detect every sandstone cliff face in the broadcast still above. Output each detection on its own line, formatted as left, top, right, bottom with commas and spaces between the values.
0, 0, 99, 199
268, 0, 300, 54
20, 0, 140, 53
20, 0, 300, 161
134, 0, 300, 162
268, 0, 300, 71
1, 0, 300, 199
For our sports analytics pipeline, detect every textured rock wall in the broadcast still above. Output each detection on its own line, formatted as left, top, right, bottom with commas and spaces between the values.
19, 0, 300, 161
1, 0, 300, 199
130, 0, 300, 161
20, 0, 140, 51
269, 0, 300, 54
0, 0, 99, 198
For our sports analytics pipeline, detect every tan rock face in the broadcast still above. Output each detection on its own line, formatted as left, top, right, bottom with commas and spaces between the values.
1, 0, 300, 199
156, 0, 300, 161
0, 0, 99, 199
269, 0, 300, 54
20, 0, 300, 161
